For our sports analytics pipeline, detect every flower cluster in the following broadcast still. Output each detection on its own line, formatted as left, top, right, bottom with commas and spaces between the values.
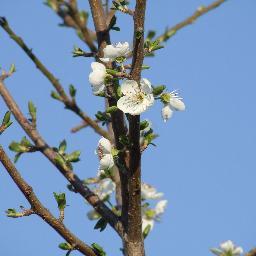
88, 41, 185, 120
211, 240, 243, 256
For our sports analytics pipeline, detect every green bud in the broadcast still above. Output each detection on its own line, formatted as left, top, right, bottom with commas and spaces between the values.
55, 154, 67, 169
51, 91, 62, 101
106, 69, 119, 75
28, 101, 37, 124
79, 11, 89, 25
53, 192, 66, 210
115, 56, 126, 63
6, 208, 18, 218
9, 64, 16, 74
58, 242, 72, 251
91, 243, 106, 256
9, 142, 29, 153
152, 85, 166, 96
69, 84, 76, 98
145, 209, 155, 219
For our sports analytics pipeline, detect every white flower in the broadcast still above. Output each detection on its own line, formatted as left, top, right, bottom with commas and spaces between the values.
89, 62, 106, 95
154, 200, 168, 216
117, 79, 154, 115
94, 178, 116, 200
96, 137, 114, 171
162, 91, 185, 122
211, 240, 243, 256
100, 42, 130, 62
141, 183, 163, 200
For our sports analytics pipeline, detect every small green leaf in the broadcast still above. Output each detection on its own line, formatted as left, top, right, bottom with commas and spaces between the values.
146, 30, 156, 40
152, 85, 166, 96
58, 140, 67, 154
91, 243, 106, 256
9, 64, 16, 74
53, 192, 66, 210
14, 153, 22, 163
142, 65, 150, 70
28, 101, 37, 124
106, 106, 118, 113
111, 26, 120, 31
51, 91, 62, 101
2, 111, 11, 125
55, 154, 67, 169
59, 242, 72, 251
79, 11, 89, 25
140, 120, 149, 130
6, 208, 17, 218
65, 150, 81, 163
143, 224, 151, 239
136, 29, 143, 39
9, 142, 28, 153
94, 217, 108, 232
69, 84, 76, 98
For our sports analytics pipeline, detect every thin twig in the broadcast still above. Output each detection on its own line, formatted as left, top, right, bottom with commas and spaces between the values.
0, 146, 97, 256
71, 119, 100, 133
0, 80, 123, 238
156, 0, 227, 43
0, 17, 110, 140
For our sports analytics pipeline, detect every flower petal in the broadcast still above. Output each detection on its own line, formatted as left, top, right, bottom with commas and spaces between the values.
91, 62, 106, 72
98, 137, 112, 154
169, 97, 185, 111
99, 154, 114, 170
140, 78, 153, 94
155, 200, 168, 216
120, 80, 139, 95
161, 105, 173, 122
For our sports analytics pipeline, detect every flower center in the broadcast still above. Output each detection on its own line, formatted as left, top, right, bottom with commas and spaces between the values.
135, 92, 145, 102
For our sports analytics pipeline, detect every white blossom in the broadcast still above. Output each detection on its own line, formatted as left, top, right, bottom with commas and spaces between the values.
96, 137, 114, 172
211, 240, 243, 256
93, 178, 116, 200
117, 79, 154, 115
100, 42, 130, 62
162, 90, 185, 122
141, 183, 163, 200
89, 62, 106, 95
142, 199, 168, 233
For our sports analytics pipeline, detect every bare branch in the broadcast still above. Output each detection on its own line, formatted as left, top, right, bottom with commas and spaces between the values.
0, 145, 97, 256
0, 80, 123, 238
0, 17, 110, 140
71, 119, 101, 133
156, 0, 227, 43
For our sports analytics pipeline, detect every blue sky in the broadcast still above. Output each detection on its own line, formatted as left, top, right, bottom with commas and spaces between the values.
1, 0, 256, 255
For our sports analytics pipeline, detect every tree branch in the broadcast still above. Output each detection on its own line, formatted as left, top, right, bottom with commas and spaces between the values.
156, 0, 227, 43
0, 145, 97, 256
0, 79, 123, 238
0, 17, 110, 140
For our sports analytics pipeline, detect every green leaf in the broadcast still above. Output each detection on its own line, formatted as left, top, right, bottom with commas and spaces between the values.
91, 243, 106, 256
2, 111, 11, 125
106, 69, 119, 75
94, 217, 108, 232
9, 64, 16, 74
9, 142, 28, 153
143, 224, 151, 239
106, 106, 118, 113
152, 85, 166, 96
140, 120, 149, 131
79, 11, 89, 25
65, 150, 81, 163
69, 84, 76, 98
5, 208, 17, 218
136, 30, 143, 39
28, 101, 37, 124
146, 30, 156, 40
20, 136, 32, 147
53, 192, 66, 210
141, 65, 150, 70
59, 242, 72, 251
111, 26, 120, 31
55, 154, 67, 169
14, 152, 22, 163
58, 140, 67, 154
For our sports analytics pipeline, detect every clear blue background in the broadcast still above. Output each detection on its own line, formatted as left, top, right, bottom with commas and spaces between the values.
1, 0, 255, 255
